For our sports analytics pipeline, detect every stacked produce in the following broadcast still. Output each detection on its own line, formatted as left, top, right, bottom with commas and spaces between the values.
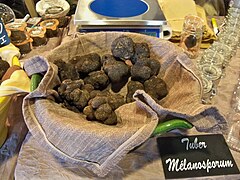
53, 35, 168, 125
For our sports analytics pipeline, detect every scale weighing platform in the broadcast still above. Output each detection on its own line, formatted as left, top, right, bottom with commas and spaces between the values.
74, 0, 172, 39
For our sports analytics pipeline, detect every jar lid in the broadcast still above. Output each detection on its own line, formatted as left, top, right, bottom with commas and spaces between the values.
45, 6, 64, 15
40, 19, 59, 30
29, 26, 46, 38
6, 22, 27, 31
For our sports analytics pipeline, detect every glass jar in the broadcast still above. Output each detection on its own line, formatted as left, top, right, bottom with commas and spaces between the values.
227, 120, 240, 152
179, 15, 204, 59
209, 42, 233, 66
199, 49, 224, 69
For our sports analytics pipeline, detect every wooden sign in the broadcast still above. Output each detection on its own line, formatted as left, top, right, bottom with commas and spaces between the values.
157, 134, 240, 179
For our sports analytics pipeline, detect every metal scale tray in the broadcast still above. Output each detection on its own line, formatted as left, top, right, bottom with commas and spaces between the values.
74, 0, 172, 38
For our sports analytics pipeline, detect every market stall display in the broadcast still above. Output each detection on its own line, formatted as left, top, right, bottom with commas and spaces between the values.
28, 26, 47, 46
0, 0, 240, 179
14, 32, 230, 178
5, 22, 33, 54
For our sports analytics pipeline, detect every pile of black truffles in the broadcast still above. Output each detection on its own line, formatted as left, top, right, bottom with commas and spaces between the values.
53, 35, 168, 125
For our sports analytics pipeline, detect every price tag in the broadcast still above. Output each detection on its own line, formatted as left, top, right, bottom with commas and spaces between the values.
157, 134, 240, 179
0, 19, 11, 47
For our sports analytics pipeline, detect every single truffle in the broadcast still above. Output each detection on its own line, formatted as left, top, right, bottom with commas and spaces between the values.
89, 90, 111, 99
58, 79, 84, 99
184, 35, 197, 48
131, 43, 150, 64
94, 103, 113, 122
107, 94, 125, 110
71, 89, 90, 110
111, 35, 135, 60
131, 64, 151, 82
102, 54, 129, 82
126, 80, 144, 103
144, 76, 168, 101
89, 95, 108, 109
85, 92, 120, 125
131, 57, 161, 82
54, 59, 79, 81
104, 112, 117, 125
135, 58, 160, 76
57, 79, 90, 111
0, 60, 10, 80
83, 106, 95, 120
84, 71, 109, 90
74, 53, 101, 74
82, 84, 94, 93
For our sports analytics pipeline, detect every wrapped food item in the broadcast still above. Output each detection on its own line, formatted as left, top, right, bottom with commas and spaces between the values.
28, 26, 47, 46
45, 6, 67, 27
5, 22, 27, 43
40, 19, 59, 38
14, 34, 33, 54
36, 0, 70, 27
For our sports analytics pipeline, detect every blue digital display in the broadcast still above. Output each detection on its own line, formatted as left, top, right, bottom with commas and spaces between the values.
79, 28, 160, 37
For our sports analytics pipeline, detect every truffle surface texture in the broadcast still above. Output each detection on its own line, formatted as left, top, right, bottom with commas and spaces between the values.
126, 80, 144, 103
84, 71, 109, 90
144, 76, 168, 102
102, 54, 129, 82
111, 35, 135, 60
131, 43, 150, 64
54, 59, 79, 81
74, 53, 101, 74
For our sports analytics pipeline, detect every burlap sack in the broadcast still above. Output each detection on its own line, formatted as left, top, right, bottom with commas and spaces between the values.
22, 32, 227, 177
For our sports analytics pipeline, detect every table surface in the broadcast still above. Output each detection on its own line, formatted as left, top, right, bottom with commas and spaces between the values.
0, 17, 240, 180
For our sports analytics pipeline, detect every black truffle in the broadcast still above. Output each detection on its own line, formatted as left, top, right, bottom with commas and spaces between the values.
144, 76, 168, 102
54, 59, 79, 81
74, 53, 101, 75
107, 94, 125, 110
102, 54, 129, 82
57, 79, 90, 111
89, 95, 108, 109
131, 64, 151, 82
111, 35, 135, 60
184, 35, 197, 48
83, 106, 95, 120
131, 57, 161, 82
84, 71, 109, 90
104, 112, 117, 125
135, 58, 160, 76
94, 103, 113, 122
126, 80, 144, 103
131, 43, 150, 64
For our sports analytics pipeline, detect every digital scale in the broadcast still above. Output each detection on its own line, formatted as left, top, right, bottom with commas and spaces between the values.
74, 0, 172, 39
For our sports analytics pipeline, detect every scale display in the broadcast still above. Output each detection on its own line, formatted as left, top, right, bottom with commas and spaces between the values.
74, 0, 171, 38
